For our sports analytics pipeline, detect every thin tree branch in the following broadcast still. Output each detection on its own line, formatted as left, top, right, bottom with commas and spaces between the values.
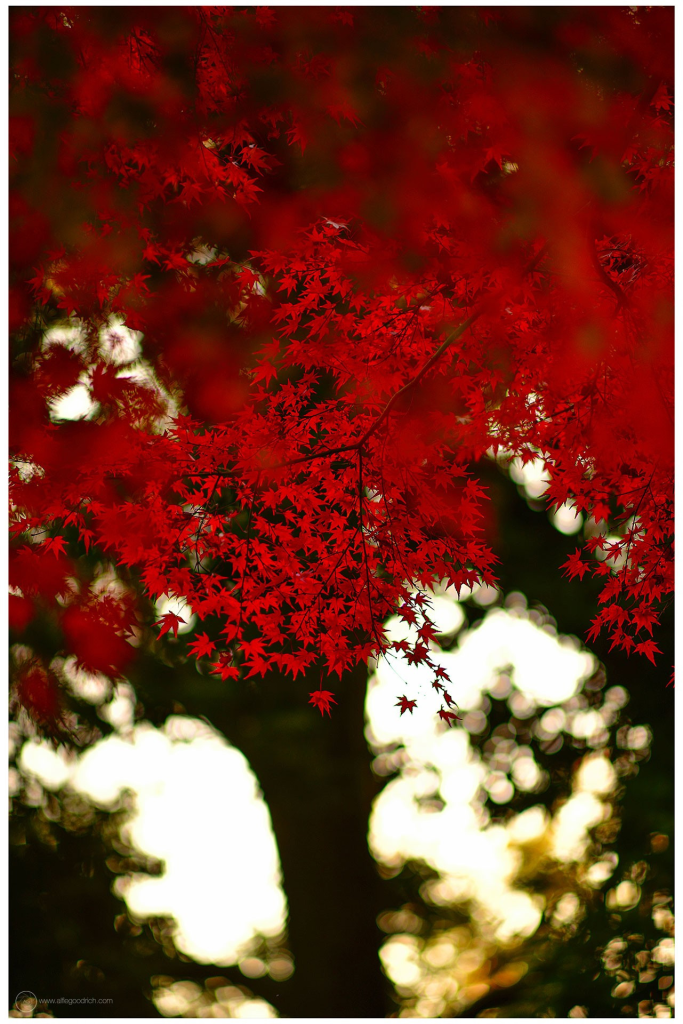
357, 310, 483, 450
188, 245, 550, 475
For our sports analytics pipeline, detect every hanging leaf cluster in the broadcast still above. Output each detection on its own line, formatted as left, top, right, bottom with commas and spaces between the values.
9, 8, 673, 727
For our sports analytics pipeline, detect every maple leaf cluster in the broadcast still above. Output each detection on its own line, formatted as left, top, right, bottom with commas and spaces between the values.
9, 8, 673, 730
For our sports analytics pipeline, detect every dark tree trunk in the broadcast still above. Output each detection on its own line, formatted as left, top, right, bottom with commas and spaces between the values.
155, 659, 391, 1018
236, 663, 389, 1017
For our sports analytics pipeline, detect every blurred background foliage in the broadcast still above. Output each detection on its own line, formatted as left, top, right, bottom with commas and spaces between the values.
10, 466, 674, 1019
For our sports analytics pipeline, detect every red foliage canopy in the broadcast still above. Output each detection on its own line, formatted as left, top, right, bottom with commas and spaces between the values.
9, 7, 673, 728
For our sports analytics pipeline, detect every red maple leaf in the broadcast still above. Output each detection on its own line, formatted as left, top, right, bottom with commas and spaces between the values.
308, 689, 337, 717
187, 632, 215, 658
42, 535, 68, 558
157, 611, 186, 640
210, 653, 240, 681
438, 707, 459, 727
395, 695, 418, 715
634, 639, 661, 665
562, 549, 591, 581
